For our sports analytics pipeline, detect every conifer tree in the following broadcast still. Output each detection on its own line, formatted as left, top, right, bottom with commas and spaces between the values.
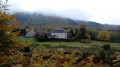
68, 29, 75, 38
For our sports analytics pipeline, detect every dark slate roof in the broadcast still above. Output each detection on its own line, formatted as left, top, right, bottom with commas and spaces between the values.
34, 29, 46, 33
51, 29, 66, 33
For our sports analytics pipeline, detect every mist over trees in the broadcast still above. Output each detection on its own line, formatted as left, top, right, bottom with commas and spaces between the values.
15, 12, 105, 27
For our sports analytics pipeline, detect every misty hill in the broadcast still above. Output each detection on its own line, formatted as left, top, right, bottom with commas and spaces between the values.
16, 12, 102, 28
16, 13, 77, 26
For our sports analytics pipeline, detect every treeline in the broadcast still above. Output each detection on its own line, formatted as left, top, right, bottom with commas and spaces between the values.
67, 24, 120, 42
33, 24, 120, 42
17, 24, 120, 42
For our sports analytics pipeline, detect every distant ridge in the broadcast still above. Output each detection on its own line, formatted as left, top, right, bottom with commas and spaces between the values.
15, 12, 119, 28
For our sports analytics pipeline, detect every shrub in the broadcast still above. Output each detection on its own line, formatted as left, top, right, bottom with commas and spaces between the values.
113, 62, 120, 67
81, 52, 90, 58
103, 44, 111, 50
34, 33, 48, 42
98, 50, 106, 60
22, 47, 30, 52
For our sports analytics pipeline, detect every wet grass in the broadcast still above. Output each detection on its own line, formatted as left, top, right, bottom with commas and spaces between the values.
18, 36, 120, 50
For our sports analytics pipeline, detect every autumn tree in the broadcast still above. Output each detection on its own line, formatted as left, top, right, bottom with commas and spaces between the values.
24, 24, 32, 32
97, 30, 110, 41
0, 0, 23, 53
86, 33, 91, 40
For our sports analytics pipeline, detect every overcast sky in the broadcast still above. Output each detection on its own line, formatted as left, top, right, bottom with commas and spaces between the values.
6, 0, 120, 25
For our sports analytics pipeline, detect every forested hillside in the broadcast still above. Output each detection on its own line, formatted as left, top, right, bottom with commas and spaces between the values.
16, 13, 77, 26
16, 12, 102, 28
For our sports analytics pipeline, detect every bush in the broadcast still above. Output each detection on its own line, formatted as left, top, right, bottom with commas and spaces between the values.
34, 33, 48, 42
98, 50, 106, 60
103, 44, 111, 50
81, 52, 90, 59
113, 62, 120, 67
22, 47, 30, 52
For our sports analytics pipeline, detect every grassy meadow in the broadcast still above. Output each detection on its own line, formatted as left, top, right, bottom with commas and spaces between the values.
18, 36, 120, 54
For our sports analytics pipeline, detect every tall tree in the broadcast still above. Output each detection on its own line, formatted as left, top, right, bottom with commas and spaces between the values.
74, 29, 78, 36
87, 28, 98, 40
67, 29, 75, 38
110, 32, 119, 42
118, 32, 120, 42
75, 24, 87, 41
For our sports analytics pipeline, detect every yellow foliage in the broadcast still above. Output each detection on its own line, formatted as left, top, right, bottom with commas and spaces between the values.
21, 43, 31, 47
97, 30, 110, 41
63, 61, 70, 67
0, 0, 25, 54
86, 33, 91, 40
32, 63, 42, 67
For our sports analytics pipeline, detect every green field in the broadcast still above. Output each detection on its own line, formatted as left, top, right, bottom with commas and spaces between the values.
1, 36, 119, 67
18, 37, 120, 52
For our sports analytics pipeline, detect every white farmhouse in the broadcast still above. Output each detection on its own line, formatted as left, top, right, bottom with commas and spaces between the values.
50, 29, 67, 39
26, 30, 35, 37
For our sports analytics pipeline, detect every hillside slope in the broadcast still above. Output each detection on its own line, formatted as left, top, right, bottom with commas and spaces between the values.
16, 12, 102, 28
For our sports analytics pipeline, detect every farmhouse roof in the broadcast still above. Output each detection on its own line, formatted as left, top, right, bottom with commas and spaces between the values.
51, 29, 66, 33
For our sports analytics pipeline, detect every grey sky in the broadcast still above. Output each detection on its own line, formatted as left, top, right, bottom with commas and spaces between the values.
7, 0, 120, 25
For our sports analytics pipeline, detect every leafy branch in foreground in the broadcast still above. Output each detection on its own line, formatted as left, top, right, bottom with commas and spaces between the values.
0, 0, 29, 54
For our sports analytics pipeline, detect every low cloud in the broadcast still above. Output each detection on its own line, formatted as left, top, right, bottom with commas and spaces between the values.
7, 0, 120, 25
